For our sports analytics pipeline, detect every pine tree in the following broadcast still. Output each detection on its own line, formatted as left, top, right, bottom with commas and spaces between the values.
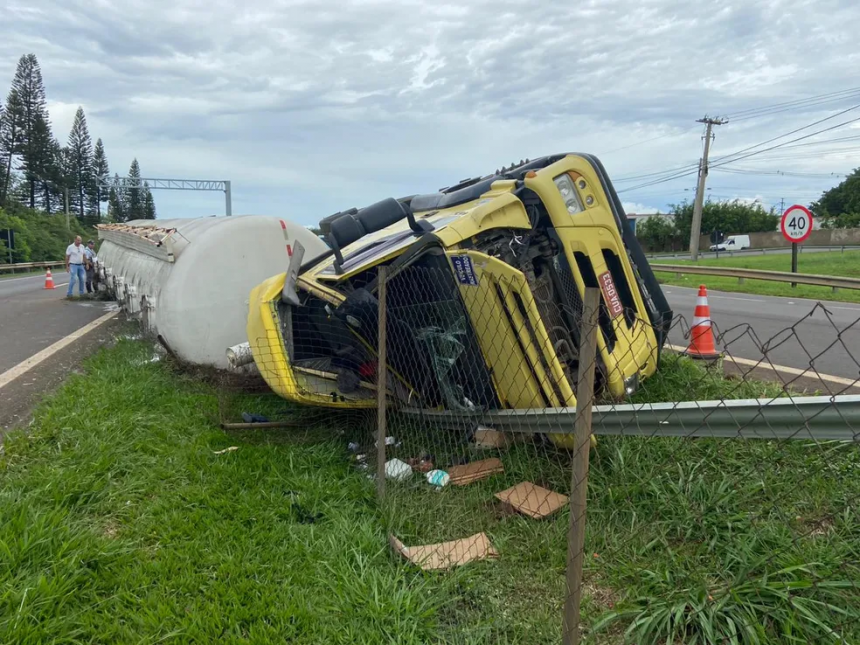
126, 158, 142, 220
143, 182, 156, 219
92, 138, 109, 219
67, 107, 94, 220
107, 174, 124, 222
30, 111, 58, 213
0, 88, 24, 205
10, 55, 50, 209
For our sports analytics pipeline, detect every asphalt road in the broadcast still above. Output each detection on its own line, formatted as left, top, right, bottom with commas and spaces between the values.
0, 272, 115, 373
650, 246, 860, 261
663, 285, 860, 385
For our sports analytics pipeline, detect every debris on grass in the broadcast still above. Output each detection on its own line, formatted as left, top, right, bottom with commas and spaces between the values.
389, 532, 498, 570
406, 455, 435, 473
212, 446, 239, 455
241, 412, 270, 423
426, 469, 450, 488
384, 458, 413, 481
495, 482, 568, 519
447, 458, 504, 486
473, 426, 512, 449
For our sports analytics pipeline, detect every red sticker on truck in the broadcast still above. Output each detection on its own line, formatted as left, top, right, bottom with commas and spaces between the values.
598, 271, 624, 318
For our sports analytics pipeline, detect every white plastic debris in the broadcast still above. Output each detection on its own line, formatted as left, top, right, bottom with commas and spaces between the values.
384, 458, 413, 481
426, 469, 450, 488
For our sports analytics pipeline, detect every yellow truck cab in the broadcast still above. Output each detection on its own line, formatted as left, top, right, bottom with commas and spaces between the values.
247, 153, 672, 418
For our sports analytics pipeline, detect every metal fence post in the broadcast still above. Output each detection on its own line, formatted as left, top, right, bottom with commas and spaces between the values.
562, 287, 600, 645
376, 265, 388, 500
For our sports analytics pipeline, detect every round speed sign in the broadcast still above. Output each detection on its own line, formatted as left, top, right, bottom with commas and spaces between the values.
780, 204, 813, 243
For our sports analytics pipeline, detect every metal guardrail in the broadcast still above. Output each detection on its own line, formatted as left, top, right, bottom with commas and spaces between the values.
650, 263, 860, 291
0, 260, 64, 273
404, 395, 860, 441
648, 245, 860, 260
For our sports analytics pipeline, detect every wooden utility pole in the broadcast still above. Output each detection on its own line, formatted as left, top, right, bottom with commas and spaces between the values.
690, 116, 727, 261
375, 266, 388, 500
562, 288, 600, 645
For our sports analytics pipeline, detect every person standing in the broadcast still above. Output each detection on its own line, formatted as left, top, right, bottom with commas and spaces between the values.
65, 236, 86, 297
84, 239, 97, 293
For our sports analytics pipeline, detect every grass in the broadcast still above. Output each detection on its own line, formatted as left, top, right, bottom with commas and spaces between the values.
2, 341, 860, 643
654, 250, 860, 303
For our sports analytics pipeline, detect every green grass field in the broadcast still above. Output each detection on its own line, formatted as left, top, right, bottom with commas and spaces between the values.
2, 338, 859, 644
654, 250, 860, 303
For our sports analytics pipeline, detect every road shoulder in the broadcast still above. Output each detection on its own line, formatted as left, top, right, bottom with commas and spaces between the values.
0, 315, 129, 436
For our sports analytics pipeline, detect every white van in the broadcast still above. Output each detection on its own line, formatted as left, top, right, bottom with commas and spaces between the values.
710, 235, 750, 252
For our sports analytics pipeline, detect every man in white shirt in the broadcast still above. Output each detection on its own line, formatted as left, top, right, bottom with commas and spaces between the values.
65, 236, 86, 297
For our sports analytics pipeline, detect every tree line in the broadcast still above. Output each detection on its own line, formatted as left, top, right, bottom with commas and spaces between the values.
0, 54, 155, 224
811, 168, 860, 229
635, 200, 779, 252
635, 167, 860, 251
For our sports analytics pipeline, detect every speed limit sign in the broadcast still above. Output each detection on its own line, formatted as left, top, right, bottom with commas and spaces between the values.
780, 204, 813, 243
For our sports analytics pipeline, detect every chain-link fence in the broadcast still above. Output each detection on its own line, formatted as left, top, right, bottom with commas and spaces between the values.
217, 263, 860, 645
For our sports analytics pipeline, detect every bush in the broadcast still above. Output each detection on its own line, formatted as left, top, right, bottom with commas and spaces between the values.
0, 202, 95, 264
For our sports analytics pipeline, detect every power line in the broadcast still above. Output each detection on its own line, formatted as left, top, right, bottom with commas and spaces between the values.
616, 95, 860, 197
723, 87, 860, 121
711, 103, 860, 165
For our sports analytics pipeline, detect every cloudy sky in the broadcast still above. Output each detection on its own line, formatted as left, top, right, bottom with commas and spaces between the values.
2, 0, 860, 224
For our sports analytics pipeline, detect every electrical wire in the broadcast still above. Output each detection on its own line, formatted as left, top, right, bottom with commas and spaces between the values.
710, 103, 860, 166
723, 87, 860, 121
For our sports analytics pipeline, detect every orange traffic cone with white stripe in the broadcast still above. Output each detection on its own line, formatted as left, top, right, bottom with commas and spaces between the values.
44, 269, 56, 290
683, 284, 720, 360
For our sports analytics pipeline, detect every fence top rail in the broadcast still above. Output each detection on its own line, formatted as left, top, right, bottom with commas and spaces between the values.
650, 263, 860, 290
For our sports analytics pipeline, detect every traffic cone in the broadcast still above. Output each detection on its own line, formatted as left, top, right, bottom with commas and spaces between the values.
44, 269, 56, 290
683, 285, 721, 360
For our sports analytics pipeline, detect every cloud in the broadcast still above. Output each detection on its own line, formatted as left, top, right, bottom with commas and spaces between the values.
622, 202, 662, 215
1, 0, 859, 222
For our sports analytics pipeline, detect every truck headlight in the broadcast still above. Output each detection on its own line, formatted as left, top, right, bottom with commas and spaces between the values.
553, 174, 584, 215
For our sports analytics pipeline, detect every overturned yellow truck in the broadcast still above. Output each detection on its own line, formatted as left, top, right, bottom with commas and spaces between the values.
246, 154, 672, 419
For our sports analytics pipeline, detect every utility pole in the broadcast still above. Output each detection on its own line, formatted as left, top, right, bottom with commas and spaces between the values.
690, 116, 727, 261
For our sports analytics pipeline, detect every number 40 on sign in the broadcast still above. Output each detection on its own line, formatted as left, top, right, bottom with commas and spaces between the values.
780, 204, 813, 244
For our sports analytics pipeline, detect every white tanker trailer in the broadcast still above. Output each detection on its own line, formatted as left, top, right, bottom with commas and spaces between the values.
97, 216, 328, 369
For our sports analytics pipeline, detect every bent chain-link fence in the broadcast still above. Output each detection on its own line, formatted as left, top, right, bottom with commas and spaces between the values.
216, 263, 860, 645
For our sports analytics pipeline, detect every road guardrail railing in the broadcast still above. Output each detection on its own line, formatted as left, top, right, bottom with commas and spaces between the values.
0, 260, 65, 273
651, 263, 860, 292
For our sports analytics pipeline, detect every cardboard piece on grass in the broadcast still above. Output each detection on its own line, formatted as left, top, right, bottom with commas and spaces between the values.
389, 533, 498, 570
495, 482, 568, 519
446, 458, 504, 485
473, 426, 512, 449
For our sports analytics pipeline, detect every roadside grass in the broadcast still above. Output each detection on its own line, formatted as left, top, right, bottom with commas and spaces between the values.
654, 250, 860, 303
2, 341, 859, 644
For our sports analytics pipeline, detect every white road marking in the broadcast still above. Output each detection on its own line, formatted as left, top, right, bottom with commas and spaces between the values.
666, 344, 858, 387
826, 306, 860, 313
707, 294, 764, 303
0, 274, 45, 283
0, 311, 119, 390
